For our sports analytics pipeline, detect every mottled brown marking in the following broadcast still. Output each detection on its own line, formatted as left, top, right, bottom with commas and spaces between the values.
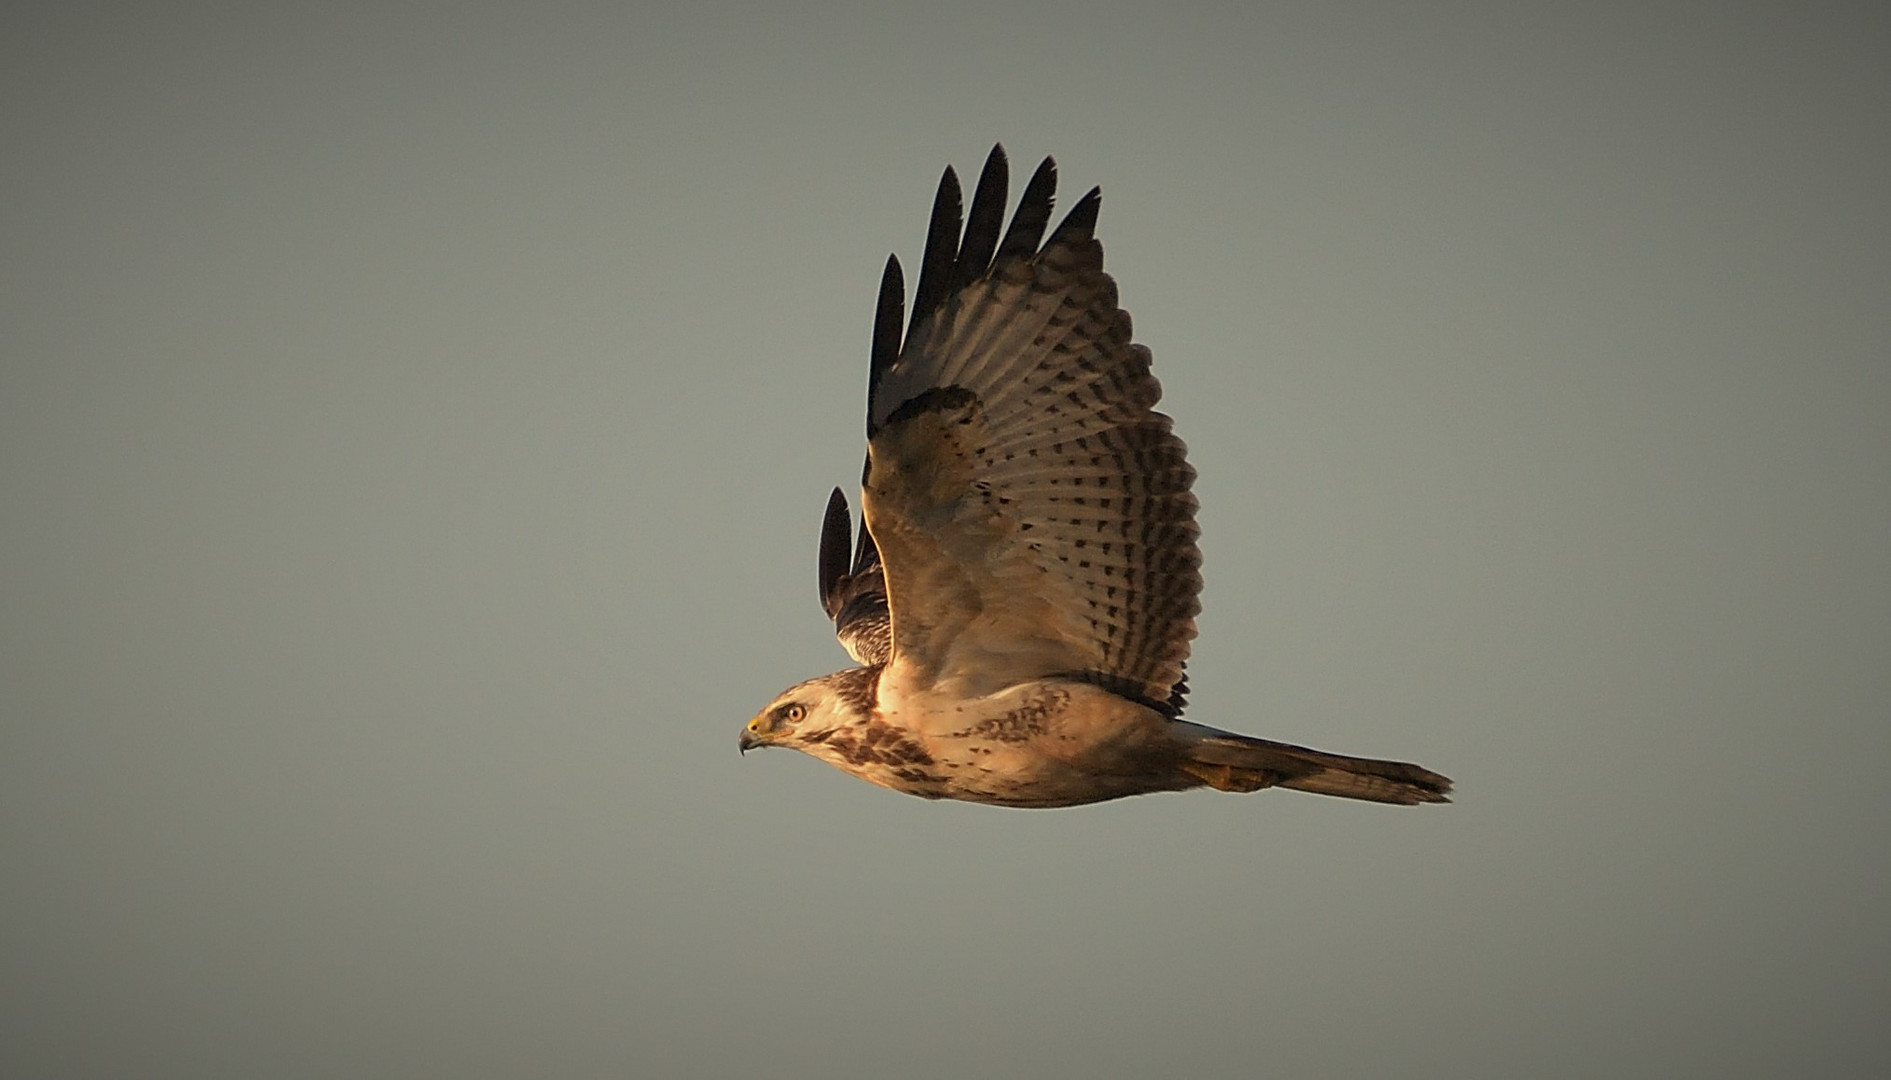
946, 687, 1069, 742
824, 719, 934, 768
827, 664, 881, 715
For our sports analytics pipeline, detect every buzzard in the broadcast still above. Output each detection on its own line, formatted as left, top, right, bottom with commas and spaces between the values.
739, 146, 1451, 808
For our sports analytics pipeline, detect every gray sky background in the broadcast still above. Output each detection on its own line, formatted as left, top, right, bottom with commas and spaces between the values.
4, 2, 1887, 1077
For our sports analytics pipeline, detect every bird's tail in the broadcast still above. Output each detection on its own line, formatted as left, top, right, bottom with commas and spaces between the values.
1178, 726, 1452, 805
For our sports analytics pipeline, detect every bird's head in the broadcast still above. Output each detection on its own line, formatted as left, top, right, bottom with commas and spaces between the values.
739, 667, 879, 754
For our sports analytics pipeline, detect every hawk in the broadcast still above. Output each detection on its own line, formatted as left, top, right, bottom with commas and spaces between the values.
739, 146, 1452, 808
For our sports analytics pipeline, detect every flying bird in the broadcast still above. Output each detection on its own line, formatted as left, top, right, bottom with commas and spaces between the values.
739, 146, 1451, 808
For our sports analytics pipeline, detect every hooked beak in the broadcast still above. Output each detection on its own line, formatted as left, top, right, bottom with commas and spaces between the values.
738, 720, 765, 754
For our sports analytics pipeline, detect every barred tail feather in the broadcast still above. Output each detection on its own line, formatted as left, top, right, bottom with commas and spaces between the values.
1181, 731, 1453, 806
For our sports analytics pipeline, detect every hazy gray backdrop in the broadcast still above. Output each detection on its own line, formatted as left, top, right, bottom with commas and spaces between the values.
5, 2, 1886, 1077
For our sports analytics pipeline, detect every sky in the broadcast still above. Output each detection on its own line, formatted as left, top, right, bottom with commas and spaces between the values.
3, 2, 1888, 1077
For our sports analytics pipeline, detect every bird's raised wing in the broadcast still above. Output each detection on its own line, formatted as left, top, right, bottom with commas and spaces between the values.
860, 146, 1201, 712
817, 487, 890, 665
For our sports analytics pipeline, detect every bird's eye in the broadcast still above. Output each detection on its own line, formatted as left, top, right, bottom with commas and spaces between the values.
780, 703, 806, 723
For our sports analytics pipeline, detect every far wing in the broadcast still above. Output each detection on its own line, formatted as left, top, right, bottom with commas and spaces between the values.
817, 487, 890, 665
860, 146, 1201, 711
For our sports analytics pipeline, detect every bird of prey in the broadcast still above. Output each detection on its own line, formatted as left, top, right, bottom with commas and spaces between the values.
739, 146, 1451, 808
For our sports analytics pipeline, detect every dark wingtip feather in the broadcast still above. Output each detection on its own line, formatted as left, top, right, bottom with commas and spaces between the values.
909, 165, 964, 329
819, 487, 853, 618
867, 255, 904, 433
1046, 185, 1102, 247
953, 144, 1010, 290
995, 155, 1058, 264
851, 498, 881, 574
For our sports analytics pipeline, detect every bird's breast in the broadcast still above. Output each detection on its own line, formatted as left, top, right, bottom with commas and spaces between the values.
823, 679, 1190, 807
